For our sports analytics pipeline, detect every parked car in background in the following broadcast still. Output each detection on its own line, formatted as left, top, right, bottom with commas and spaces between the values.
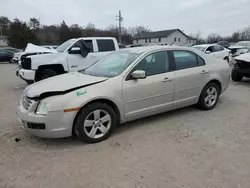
193, 44, 231, 63
17, 46, 230, 143
229, 41, 250, 57
1, 47, 20, 53
0, 49, 14, 63
231, 51, 250, 82
217, 41, 230, 48
16, 37, 120, 84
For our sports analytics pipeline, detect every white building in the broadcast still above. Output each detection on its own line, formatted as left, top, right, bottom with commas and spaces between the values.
132, 29, 196, 46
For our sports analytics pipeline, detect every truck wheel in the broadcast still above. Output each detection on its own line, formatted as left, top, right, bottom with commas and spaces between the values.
36, 69, 57, 82
26, 80, 34, 85
231, 69, 243, 82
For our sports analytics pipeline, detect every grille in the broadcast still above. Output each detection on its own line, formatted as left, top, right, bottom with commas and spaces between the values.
22, 95, 32, 110
21, 58, 31, 70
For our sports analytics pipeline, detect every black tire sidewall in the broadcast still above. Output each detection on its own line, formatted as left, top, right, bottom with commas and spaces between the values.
75, 103, 117, 143
198, 83, 220, 110
231, 69, 243, 82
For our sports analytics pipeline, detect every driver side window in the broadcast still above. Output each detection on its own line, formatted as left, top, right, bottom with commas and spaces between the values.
133, 51, 169, 76
206, 46, 213, 53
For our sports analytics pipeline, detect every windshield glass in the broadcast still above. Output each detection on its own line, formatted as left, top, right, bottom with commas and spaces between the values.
193, 46, 206, 52
56, 39, 76, 52
83, 51, 141, 77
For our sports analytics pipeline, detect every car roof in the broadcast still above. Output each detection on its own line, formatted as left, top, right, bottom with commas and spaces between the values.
193, 44, 213, 47
120, 45, 198, 54
75, 37, 117, 40
237, 41, 250, 43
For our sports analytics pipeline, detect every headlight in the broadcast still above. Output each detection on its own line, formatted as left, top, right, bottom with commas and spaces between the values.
36, 100, 48, 115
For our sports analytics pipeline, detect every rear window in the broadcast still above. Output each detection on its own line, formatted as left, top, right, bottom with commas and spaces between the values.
97, 39, 115, 52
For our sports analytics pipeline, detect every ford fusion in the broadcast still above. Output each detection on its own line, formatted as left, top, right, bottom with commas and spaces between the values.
17, 46, 230, 143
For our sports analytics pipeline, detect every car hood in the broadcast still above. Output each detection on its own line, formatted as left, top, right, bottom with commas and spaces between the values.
25, 43, 57, 53
24, 72, 108, 100
235, 53, 250, 62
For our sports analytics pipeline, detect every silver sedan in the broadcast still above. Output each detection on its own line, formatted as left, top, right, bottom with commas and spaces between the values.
18, 46, 230, 143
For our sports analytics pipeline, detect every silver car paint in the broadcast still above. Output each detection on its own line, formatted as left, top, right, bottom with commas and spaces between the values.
18, 46, 230, 138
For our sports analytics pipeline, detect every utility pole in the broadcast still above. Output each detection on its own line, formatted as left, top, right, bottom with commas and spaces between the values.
116, 10, 123, 44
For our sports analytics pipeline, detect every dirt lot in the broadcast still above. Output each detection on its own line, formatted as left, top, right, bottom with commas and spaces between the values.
0, 63, 250, 188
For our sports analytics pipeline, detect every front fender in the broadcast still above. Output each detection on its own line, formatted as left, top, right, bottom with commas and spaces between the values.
31, 53, 68, 71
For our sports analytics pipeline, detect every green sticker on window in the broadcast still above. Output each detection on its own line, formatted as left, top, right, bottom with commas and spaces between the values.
76, 90, 87, 97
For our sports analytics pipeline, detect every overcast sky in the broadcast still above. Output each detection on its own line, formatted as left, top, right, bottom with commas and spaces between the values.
1, 0, 250, 37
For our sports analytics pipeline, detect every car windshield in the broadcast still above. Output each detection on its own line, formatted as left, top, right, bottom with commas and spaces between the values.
56, 39, 76, 52
193, 46, 206, 52
83, 51, 141, 77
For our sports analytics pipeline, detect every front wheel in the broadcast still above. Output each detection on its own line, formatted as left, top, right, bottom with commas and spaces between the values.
198, 82, 220, 110
231, 69, 243, 82
74, 103, 117, 143
35, 69, 57, 82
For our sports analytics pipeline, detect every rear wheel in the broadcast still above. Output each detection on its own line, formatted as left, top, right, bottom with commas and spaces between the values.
74, 102, 117, 143
231, 69, 243, 82
198, 82, 220, 110
35, 68, 57, 82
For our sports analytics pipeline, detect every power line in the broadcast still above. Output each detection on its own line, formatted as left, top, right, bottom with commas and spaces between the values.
116, 10, 123, 43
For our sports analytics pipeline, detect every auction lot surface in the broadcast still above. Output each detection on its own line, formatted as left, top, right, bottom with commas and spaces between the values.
1, 63, 250, 188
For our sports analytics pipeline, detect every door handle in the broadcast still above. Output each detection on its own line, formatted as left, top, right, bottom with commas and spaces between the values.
201, 70, 208, 74
162, 77, 172, 82
71, 65, 78, 68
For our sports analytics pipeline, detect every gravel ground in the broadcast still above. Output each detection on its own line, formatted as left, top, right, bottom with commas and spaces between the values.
0, 63, 250, 188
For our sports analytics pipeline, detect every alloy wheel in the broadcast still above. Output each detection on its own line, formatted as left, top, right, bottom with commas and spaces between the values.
83, 109, 112, 139
205, 86, 218, 107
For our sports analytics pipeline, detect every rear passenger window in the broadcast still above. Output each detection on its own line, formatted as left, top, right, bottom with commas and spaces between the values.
173, 51, 198, 70
97, 39, 115, 52
83, 40, 94, 52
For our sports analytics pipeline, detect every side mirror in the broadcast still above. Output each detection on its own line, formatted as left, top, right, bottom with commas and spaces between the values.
131, 70, 146, 79
205, 51, 211, 54
69, 47, 81, 54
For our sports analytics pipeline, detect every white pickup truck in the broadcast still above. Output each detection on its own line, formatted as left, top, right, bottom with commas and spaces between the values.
16, 37, 119, 84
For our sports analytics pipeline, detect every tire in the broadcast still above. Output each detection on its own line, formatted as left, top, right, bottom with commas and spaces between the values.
231, 69, 243, 82
26, 80, 34, 85
74, 102, 117, 143
198, 82, 220, 110
35, 68, 57, 82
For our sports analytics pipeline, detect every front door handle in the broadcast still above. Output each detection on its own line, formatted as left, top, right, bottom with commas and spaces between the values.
162, 77, 172, 82
201, 70, 208, 74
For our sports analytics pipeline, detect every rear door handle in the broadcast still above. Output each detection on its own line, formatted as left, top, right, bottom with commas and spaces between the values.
201, 70, 208, 74
162, 77, 172, 82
